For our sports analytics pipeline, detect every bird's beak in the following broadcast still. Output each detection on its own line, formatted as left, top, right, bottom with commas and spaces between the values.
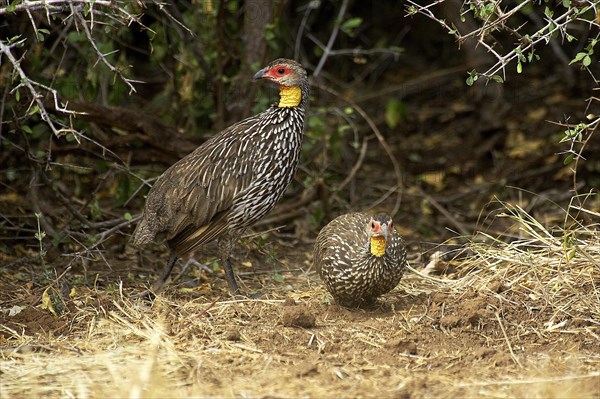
373, 224, 389, 241
253, 68, 267, 80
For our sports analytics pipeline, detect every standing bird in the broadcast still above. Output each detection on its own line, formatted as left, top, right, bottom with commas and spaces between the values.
313, 212, 407, 307
131, 59, 310, 295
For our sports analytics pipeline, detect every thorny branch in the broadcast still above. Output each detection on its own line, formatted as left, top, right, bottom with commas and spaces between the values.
73, 8, 142, 94
0, 38, 77, 137
0, 0, 148, 136
406, 0, 600, 79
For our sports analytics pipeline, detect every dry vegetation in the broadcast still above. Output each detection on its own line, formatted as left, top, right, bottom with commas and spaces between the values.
1, 202, 599, 398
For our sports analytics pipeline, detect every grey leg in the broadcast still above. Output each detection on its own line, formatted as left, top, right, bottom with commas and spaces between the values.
218, 234, 241, 295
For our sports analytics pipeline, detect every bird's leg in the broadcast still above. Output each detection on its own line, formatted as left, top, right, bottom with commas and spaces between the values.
218, 235, 240, 295
223, 257, 240, 295
133, 253, 178, 300
154, 253, 178, 291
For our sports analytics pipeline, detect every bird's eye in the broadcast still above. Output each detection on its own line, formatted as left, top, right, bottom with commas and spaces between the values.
276, 68, 286, 74
371, 222, 376, 229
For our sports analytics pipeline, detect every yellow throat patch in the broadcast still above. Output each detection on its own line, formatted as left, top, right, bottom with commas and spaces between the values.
370, 236, 387, 257
278, 85, 302, 107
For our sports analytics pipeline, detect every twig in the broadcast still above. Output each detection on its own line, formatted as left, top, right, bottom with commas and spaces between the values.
0, 0, 116, 15
0, 38, 77, 137
416, 187, 471, 237
74, 10, 141, 94
313, 81, 404, 216
294, 1, 316, 60
336, 137, 368, 192
495, 311, 523, 368
313, 0, 349, 77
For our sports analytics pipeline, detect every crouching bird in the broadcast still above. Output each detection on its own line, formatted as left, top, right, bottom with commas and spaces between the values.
313, 213, 408, 307
130, 59, 310, 296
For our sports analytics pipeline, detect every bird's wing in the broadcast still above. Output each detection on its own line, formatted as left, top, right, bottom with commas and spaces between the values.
138, 116, 261, 255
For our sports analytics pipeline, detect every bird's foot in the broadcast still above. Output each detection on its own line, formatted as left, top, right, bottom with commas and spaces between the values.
132, 288, 157, 302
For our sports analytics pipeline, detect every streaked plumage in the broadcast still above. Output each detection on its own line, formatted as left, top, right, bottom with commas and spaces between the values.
313, 212, 407, 307
131, 59, 310, 295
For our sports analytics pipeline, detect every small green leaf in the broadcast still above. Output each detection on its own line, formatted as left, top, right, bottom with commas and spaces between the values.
517, 62, 523, 73
341, 17, 362, 36
15, 88, 20, 102
466, 69, 478, 86
273, 273, 284, 283
563, 153, 574, 165
491, 75, 504, 83
124, 212, 133, 221
583, 55, 591, 67
385, 98, 406, 129
562, 0, 570, 7
569, 52, 586, 65
544, 7, 554, 18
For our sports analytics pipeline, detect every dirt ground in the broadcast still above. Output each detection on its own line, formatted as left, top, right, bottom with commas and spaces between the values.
1, 224, 599, 398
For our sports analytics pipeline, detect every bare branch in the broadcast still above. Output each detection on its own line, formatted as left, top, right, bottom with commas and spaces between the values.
73, 8, 141, 94
313, 0, 349, 78
0, 38, 77, 137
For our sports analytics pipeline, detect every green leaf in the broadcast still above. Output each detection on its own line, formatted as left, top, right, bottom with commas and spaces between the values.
583, 55, 591, 67
67, 31, 86, 43
491, 75, 504, 83
385, 98, 406, 129
273, 273, 284, 283
124, 212, 133, 221
562, 0, 570, 7
466, 69, 478, 86
569, 52, 587, 65
563, 153, 574, 165
517, 62, 523, 73
15, 88, 20, 102
544, 7, 554, 18
341, 17, 362, 36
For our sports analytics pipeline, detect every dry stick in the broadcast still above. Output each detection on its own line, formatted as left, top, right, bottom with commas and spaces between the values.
0, 38, 75, 136
74, 11, 141, 94
416, 187, 471, 237
313, 82, 404, 216
0, 0, 116, 15
495, 312, 523, 368
294, 5, 313, 60
312, 0, 349, 78
337, 137, 368, 192
150, 0, 195, 37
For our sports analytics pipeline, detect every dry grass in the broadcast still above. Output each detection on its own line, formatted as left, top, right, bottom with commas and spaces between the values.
1, 200, 599, 398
